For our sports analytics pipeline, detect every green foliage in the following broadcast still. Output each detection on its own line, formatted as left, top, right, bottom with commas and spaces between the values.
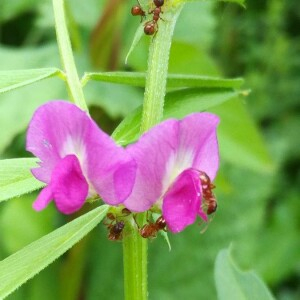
82, 72, 244, 88
211, 98, 274, 173
215, 1, 300, 298
0, 205, 109, 299
113, 89, 240, 145
0, 68, 63, 94
214, 249, 275, 300
0, 0, 37, 22
0, 158, 44, 202
0, 45, 65, 155
0, 195, 55, 254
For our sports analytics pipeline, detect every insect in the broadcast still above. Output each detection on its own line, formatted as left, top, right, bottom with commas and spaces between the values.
205, 195, 218, 215
138, 215, 167, 238
108, 220, 125, 241
199, 171, 218, 215
104, 209, 131, 241
131, 0, 146, 22
143, 0, 164, 35
143, 21, 157, 35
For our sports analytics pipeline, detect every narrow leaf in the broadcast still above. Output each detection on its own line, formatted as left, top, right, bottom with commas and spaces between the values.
125, 25, 145, 65
0, 68, 64, 94
82, 71, 243, 89
0, 205, 109, 299
214, 249, 275, 300
112, 88, 238, 145
0, 158, 44, 202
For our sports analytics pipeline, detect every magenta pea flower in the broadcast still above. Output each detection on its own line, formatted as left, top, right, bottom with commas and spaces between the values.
26, 101, 136, 214
123, 113, 219, 233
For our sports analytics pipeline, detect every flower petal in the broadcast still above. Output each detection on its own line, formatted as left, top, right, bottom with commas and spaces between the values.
124, 119, 179, 211
85, 129, 137, 205
32, 185, 53, 211
162, 169, 206, 233
51, 155, 88, 214
26, 101, 137, 205
124, 113, 219, 212
179, 113, 220, 180
26, 100, 90, 183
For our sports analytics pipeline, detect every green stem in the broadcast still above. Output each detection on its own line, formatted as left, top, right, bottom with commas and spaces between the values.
123, 217, 148, 300
140, 5, 184, 133
52, 0, 88, 111
123, 4, 183, 300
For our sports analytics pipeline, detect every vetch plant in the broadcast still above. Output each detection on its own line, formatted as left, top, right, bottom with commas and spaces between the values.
0, 0, 275, 299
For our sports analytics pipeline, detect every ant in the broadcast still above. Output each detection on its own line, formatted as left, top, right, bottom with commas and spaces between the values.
134, 214, 167, 238
131, 0, 146, 22
104, 208, 131, 241
199, 171, 218, 215
144, 0, 164, 36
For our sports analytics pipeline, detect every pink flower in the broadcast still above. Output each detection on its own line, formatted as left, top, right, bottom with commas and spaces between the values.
124, 113, 220, 233
26, 101, 136, 214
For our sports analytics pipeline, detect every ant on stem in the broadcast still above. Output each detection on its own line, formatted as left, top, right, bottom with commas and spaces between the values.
144, 0, 165, 35
131, 0, 165, 36
134, 212, 167, 238
104, 208, 131, 241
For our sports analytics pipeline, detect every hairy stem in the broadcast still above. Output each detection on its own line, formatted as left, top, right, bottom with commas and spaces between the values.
123, 216, 147, 300
140, 5, 183, 132
123, 4, 183, 300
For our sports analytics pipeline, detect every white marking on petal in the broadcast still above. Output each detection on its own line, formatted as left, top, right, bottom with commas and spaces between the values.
162, 148, 194, 195
60, 135, 86, 162
60, 135, 96, 196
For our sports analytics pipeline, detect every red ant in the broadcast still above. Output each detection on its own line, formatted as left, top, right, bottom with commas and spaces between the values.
131, 0, 146, 22
199, 171, 218, 215
134, 213, 167, 238
131, 0, 164, 36
104, 208, 131, 241
144, 0, 164, 35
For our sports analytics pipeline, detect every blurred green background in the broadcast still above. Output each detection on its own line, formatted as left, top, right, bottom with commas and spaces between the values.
0, 0, 299, 299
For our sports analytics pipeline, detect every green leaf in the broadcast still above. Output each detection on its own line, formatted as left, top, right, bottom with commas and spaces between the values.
214, 248, 274, 300
0, 205, 109, 299
125, 25, 145, 66
169, 42, 219, 75
0, 158, 45, 203
210, 98, 274, 173
112, 88, 239, 145
0, 68, 64, 95
82, 72, 243, 89
0, 195, 56, 254
0, 45, 65, 155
